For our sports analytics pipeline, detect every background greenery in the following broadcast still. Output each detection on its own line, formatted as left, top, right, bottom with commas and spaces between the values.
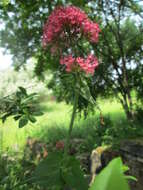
0, 0, 143, 189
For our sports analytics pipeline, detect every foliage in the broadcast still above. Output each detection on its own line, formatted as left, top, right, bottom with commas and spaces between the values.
0, 137, 137, 190
0, 142, 136, 190
31, 153, 134, 190
0, 87, 43, 128
0, 0, 10, 6
31, 152, 88, 190
0, 152, 40, 190
90, 1, 143, 119
0, 150, 44, 190
0, 0, 143, 118
0, 99, 141, 189
89, 157, 130, 190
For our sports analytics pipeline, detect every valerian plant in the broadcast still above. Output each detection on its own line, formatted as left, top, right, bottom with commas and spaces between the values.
26, 5, 100, 190
42, 5, 100, 155
27, 5, 132, 190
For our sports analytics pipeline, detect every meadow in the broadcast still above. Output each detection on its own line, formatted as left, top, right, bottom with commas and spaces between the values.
0, 98, 127, 153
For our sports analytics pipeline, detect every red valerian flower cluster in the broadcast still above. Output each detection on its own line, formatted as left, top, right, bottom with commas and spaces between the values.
43, 6, 100, 46
42, 5, 100, 75
60, 54, 98, 75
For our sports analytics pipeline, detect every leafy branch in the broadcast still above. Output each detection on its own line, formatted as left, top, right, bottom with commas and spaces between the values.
0, 87, 43, 128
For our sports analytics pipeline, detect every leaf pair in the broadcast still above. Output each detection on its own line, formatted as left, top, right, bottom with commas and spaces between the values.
29, 151, 136, 190
31, 152, 88, 190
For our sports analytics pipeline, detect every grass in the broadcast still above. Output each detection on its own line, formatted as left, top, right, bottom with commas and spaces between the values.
4, 97, 143, 153
0, 98, 127, 152
0, 101, 69, 151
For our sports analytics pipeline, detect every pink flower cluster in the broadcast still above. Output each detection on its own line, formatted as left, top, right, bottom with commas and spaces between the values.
42, 6, 100, 75
42, 6, 100, 47
83, 20, 100, 43
60, 54, 98, 75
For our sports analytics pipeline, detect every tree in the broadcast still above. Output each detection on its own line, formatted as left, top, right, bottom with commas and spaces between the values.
90, 0, 143, 119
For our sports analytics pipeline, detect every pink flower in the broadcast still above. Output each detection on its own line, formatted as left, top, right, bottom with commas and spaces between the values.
80, 54, 98, 75
60, 54, 98, 75
42, 6, 100, 50
60, 55, 75, 72
83, 20, 100, 43
42, 6, 100, 75
76, 57, 84, 67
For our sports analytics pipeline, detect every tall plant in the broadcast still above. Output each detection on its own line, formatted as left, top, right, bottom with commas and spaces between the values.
28, 5, 100, 190
42, 5, 100, 154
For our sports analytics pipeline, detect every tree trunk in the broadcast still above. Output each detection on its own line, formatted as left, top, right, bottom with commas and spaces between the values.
120, 93, 134, 120
122, 56, 134, 120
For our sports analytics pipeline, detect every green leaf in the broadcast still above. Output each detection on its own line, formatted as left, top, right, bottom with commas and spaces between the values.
13, 114, 22, 121
62, 156, 88, 190
32, 152, 64, 188
18, 116, 28, 128
22, 96, 34, 104
28, 93, 38, 97
89, 157, 130, 190
1, 112, 12, 123
18, 86, 27, 96
80, 79, 95, 105
1, 116, 6, 123
125, 175, 137, 182
28, 115, 37, 123
70, 0, 85, 7
32, 153, 88, 190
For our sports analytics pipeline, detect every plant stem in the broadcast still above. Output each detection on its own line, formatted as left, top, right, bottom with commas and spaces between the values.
65, 77, 79, 155
0, 127, 3, 155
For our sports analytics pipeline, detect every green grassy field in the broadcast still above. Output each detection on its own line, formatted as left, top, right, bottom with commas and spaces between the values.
0, 98, 126, 152
0, 101, 69, 151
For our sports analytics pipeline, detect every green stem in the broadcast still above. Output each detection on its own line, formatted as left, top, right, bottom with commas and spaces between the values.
65, 78, 79, 155
0, 127, 3, 155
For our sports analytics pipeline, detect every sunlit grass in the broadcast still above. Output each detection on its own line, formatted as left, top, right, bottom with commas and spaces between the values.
0, 99, 125, 152
0, 101, 70, 151
98, 98, 126, 122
